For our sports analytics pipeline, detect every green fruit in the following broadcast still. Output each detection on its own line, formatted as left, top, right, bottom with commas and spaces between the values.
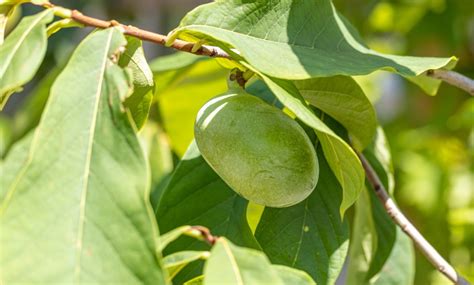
194, 91, 319, 208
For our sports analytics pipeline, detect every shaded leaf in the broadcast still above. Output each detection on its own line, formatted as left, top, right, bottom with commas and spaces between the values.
251, 70, 364, 216
0, 9, 53, 108
164, 251, 210, 281
372, 228, 415, 285
139, 122, 174, 206
255, 148, 349, 284
170, 0, 456, 93
119, 36, 155, 130
294, 75, 377, 151
0, 28, 166, 284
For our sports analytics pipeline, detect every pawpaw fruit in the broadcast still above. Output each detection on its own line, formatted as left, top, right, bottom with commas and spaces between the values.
194, 92, 319, 207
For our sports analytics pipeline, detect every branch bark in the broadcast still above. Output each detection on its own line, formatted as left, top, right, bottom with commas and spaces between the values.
356, 152, 471, 285
427, 69, 474, 96
68, 9, 231, 59
41, 3, 474, 96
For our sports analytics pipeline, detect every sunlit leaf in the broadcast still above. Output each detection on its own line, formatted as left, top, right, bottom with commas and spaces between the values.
203, 238, 283, 285
159, 225, 194, 252
184, 275, 204, 285
0, 9, 53, 108
164, 251, 209, 281
0, 130, 32, 201
170, 0, 456, 94
255, 149, 349, 284
150, 52, 206, 95
272, 265, 316, 285
0, 28, 167, 283
295, 75, 377, 150
11, 64, 62, 144
155, 58, 227, 156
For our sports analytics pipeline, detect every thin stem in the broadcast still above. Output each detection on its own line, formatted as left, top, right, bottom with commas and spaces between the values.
356, 152, 471, 285
69, 10, 230, 58
427, 69, 474, 96
40, 3, 474, 96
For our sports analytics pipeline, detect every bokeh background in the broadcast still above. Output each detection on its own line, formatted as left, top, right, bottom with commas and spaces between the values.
2, 0, 473, 284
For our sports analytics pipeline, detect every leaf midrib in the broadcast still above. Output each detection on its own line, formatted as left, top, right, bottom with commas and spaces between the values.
179, 24, 352, 52
221, 239, 244, 285
74, 29, 115, 282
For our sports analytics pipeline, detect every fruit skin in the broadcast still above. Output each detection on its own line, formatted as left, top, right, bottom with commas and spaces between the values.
195, 92, 319, 208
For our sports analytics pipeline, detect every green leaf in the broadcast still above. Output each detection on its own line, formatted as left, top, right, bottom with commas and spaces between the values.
156, 141, 259, 283
0, 9, 53, 109
170, 0, 456, 93
0, 130, 32, 201
139, 122, 174, 206
372, 228, 415, 285
0, 115, 13, 157
294, 76, 377, 151
11, 64, 62, 143
0, 4, 13, 44
203, 238, 283, 285
159, 225, 198, 252
184, 275, 204, 285
164, 251, 210, 281
363, 127, 395, 195
347, 190, 414, 285
347, 128, 398, 284
150, 51, 205, 74
272, 265, 316, 285
150, 52, 207, 95
255, 149, 349, 284
157, 141, 259, 249
0, 28, 166, 284
155, 58, 228, 156
119, 36, 154, 130
0, 0, 49, 4
251, 70, 364, 216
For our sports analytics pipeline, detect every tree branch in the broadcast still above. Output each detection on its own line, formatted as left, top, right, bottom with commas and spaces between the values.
41, 3, 474, 96
356, 152, 471, 285
68, 10, 231, 59
427, 69, 474, 96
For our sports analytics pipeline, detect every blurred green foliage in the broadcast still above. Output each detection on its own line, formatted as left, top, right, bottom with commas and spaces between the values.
2, 0, 472, 283
334, 0, 474, 282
